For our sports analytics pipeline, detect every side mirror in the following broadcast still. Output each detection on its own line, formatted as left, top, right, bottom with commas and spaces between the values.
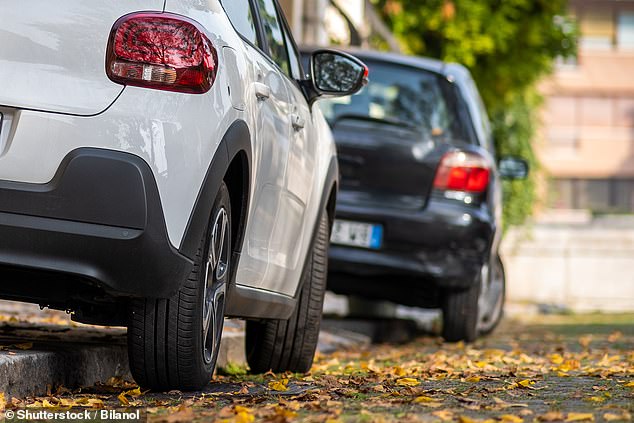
498, 156, 529, 179
308, 49, 367, 103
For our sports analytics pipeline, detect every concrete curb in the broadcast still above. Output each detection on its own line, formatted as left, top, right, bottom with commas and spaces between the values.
0, 322, 246, 399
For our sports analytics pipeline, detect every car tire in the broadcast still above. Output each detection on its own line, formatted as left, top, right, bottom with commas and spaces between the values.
478, 255, 505, 336
245, 211, 329, 374
441, 275, 481, 343
127, 182, 232, 391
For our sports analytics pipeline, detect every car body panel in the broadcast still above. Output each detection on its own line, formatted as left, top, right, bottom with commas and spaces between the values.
0, 0, 164, 116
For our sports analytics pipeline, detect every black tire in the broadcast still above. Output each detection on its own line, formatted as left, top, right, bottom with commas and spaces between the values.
245, 212, 329, 374
441, 277, 480, 343
128, 182, 231, 391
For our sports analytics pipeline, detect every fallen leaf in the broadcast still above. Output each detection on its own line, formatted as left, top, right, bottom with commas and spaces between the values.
604, 411, 631, 422
565, 413, 594, 422
117, 392, 130, 406
607, 331, 622, 343
268, 379, 289, 392
517, 379, 534, 388
492, 397, 528, 409
466, 376, 482, 383
500, 414, 523, 423
0, 393, 6, 411
396, 377, 420, 387
538, 412, 566, 421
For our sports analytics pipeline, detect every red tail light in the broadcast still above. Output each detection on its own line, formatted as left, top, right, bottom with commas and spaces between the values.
106, 12, 217, 94
433, 151, 491, 193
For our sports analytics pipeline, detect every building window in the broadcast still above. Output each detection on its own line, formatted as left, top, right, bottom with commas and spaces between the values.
617, 12, 634, 50
579, 7, 614, 50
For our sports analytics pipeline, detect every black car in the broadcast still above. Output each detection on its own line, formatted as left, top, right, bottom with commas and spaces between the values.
303, 49, 528, 342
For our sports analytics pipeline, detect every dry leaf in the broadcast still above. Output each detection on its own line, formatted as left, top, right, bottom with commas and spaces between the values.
268, 379, 289, 392
538, 412, 566, 422
395, 377, 420, 387
117, 391, 130, 406
603, 411, 631, 422
565, 413, 594, 422
500, 414, 523, 423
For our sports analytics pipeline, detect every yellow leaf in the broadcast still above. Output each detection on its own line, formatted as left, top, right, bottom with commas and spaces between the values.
126, 387, 143, 397
117, 391, 130, 406
624, 381, 634, 388
517, 379, 535, 389
0, 392, 6, 411
550, 354, 564, 364
413, 395, 435, 403
604, 412, 631, 422
235, 411, 255, 423
393, 366, 407, 377
466, 376, 481, 383
539, 412, 565, 422
585, 396, 605, 403
41, 399, 57, 408
268, 379, 289, 392
565, 413, 594, 422
500, 414, 524, 423
396, 377, 420, 387
274, 406, 298, 419
475, 361, 488, 368
459, 415, 477, 423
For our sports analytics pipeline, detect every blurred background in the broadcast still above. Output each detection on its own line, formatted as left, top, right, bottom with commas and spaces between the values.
280, 0, 634, 314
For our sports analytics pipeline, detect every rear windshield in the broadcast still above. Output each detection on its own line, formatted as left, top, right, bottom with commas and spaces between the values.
318, 59, 471, 143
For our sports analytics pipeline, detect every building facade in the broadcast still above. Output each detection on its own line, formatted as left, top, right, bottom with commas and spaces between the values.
539, 0, 634, 213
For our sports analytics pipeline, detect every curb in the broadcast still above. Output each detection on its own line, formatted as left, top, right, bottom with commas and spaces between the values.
0, 322, 246, 399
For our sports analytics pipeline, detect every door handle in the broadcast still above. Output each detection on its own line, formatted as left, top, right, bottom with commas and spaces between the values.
290, 113, 305, 130
254, 82, 270, 100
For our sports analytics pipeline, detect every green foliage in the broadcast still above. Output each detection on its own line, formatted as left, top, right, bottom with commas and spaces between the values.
372, 0, 577, 226
217, 361, 248, 376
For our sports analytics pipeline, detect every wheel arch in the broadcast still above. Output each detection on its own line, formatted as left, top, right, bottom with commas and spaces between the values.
179, 120, 252, 260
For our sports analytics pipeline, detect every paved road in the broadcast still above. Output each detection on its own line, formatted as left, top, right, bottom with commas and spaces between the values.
1, 303, 631, 422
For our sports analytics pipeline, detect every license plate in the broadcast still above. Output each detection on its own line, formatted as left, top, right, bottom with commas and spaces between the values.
331, 219, 383, 249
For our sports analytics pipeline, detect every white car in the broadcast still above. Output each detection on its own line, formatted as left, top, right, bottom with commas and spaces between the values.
0, 0, 367, 390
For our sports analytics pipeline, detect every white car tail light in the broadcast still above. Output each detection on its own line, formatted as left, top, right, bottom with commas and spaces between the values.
433, 151, 491, 193
106, 12, 217, 94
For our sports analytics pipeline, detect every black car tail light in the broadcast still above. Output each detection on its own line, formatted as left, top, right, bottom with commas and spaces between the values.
433, 151, 491, 193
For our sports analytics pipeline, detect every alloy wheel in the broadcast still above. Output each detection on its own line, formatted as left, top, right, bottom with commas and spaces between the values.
202, 207, 229, 364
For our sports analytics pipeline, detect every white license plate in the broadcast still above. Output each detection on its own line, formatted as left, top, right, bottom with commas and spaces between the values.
331, 219, 383, 249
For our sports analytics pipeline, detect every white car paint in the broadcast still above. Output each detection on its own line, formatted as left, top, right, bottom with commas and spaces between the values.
0, 0, 337, 298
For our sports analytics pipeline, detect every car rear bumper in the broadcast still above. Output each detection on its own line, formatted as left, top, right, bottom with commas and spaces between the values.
0, 148, 193, 303
328, 199, 495, 302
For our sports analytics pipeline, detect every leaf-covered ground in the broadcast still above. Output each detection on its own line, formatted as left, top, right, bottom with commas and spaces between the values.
2, 313, 633, 422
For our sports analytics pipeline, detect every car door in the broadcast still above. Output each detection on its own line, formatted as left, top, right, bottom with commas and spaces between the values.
276, 11, 317, 295
228, 0, 307, 295
247, 0, 311, 295
220, 0, 293, 290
